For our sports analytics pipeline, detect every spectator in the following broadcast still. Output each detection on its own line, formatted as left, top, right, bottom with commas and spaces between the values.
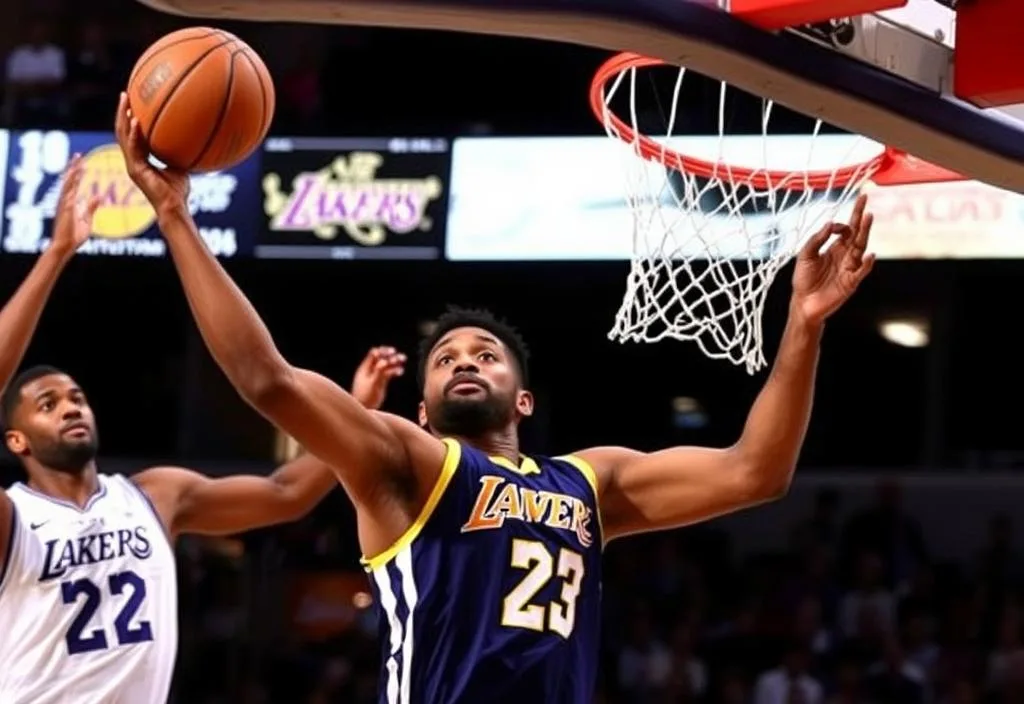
839, 552, 896, 639
986, 603, 1024, 696
784, 541, 842, 623
617, 605, 673, 703
753, 641, 823, 704
902, 609, 940, 683
864, 636, 927, 704
977, 514, 1024, 588
825, 659, 869, 704
792, 487, 842, 553
715, 668, 750, 704
839, 480, 928, 587
4, 19, 67, 126
793, 595, 834, 659
665, 621, 708, 701
897, 562, 941, 621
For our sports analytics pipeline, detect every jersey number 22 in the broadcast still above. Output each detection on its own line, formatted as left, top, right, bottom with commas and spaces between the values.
61, 570, 154, 655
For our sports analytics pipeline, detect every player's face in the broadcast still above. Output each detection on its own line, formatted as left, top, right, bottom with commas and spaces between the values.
4, 374, 99, 474
420, 327, 533, 437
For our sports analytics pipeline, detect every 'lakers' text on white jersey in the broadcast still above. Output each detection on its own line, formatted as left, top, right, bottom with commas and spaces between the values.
0, 474, 178, 704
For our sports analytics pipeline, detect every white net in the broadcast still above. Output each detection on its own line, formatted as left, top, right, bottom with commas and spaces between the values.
596, 61, 885, 373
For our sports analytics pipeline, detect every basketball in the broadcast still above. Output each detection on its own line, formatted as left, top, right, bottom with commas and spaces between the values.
125, 27, 275, 173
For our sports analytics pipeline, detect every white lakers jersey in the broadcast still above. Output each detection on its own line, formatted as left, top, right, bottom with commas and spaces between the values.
0, 474, 178, 704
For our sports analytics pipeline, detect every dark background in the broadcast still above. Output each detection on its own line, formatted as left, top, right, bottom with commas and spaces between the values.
0, 254, 1003, 472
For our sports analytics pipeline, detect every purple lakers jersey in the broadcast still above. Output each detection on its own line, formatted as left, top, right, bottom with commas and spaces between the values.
363, 438, 603, 704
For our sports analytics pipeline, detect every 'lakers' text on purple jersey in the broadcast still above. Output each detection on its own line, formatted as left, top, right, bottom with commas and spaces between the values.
364, 438, 603, 704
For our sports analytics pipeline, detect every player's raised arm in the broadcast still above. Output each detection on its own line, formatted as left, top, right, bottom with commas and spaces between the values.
114, 95, 445, 504
0, 157, 99, 582
135, 348, 405, 537
580, 196, 875, 541
0, 156, 98, 398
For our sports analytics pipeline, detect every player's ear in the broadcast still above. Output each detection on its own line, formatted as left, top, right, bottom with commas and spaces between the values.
417, 400, 428, 428
515, 390, 534, 419
5, 429, 27, 456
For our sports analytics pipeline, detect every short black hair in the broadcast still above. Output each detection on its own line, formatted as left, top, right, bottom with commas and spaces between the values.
417, 306, 530, 389
1, 365, 66, 431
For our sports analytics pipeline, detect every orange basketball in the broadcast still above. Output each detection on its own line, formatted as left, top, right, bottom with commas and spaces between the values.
126, 27, 275, 173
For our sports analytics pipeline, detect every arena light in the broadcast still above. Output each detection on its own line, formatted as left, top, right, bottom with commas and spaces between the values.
671, 396, 709, 429
878, 317, 930, 348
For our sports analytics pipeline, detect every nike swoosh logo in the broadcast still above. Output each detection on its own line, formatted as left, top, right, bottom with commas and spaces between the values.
30, 521, 50, 530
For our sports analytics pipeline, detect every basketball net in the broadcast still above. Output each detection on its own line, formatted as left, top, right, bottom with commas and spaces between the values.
590, 53, 957, 374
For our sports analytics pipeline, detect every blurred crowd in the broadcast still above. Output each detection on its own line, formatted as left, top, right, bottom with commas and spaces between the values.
1, 13, 330, 134
162, 479, 1024, 704
3, 18, 147, 130
0, 7, 833, 137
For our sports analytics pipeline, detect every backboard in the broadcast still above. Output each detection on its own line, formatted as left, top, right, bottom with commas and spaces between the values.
135, 0, 1024, 193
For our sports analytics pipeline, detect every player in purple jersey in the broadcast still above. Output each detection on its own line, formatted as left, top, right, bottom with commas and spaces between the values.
117, 93, 875, 703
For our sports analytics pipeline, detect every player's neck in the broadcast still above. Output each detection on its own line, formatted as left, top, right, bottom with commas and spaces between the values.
460, 430, 520, 465
27, 462, 101, 508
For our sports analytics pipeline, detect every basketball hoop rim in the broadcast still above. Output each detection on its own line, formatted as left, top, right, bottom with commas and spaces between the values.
589, 52, 965, 191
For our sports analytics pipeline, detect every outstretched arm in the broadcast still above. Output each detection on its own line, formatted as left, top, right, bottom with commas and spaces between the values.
0, 155, 97, 399
0, 157, 98, 585
115, 95, 446, 506
134, 347, 405, 537
581, 197, 875, 541
137, 454, 337, 539
581, 309, 823, 540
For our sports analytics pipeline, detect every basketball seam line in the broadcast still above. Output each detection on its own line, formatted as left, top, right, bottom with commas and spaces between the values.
187, 43, 241, 171
128, 29, 222, 96
236, 49, 270, 147
145, 37, 236, 148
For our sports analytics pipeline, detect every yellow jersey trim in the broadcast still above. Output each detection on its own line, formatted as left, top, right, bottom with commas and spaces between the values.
555, 454, 605, 547
488, 454, 541, 476
361, 438, 462, 573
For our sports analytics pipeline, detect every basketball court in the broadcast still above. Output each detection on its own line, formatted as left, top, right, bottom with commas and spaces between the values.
129, 0, 1024, 374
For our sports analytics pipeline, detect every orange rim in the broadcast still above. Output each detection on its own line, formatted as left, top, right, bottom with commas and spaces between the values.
589, 52, 964, 191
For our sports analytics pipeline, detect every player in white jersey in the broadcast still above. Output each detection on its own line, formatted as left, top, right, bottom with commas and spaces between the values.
2, 468, 178, 702
0, 156, 407, 703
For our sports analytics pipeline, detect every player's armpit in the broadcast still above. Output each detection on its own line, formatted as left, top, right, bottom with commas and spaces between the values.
258, 368, 437, 502
376, 411, 450, 481
576, 444, 786, 541
134, 455, 339, 538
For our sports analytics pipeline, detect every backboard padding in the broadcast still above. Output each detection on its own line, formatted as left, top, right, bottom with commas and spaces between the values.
955, 0, 1024, 107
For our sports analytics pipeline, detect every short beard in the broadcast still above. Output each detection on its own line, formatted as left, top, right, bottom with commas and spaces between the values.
33, 436, 99, 474
429, 394, 513, 438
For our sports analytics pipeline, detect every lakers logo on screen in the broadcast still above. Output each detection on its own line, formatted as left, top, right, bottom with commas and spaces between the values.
0, 130, 252, 258
80, 145, 156, 239
261, 151, 443, 246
